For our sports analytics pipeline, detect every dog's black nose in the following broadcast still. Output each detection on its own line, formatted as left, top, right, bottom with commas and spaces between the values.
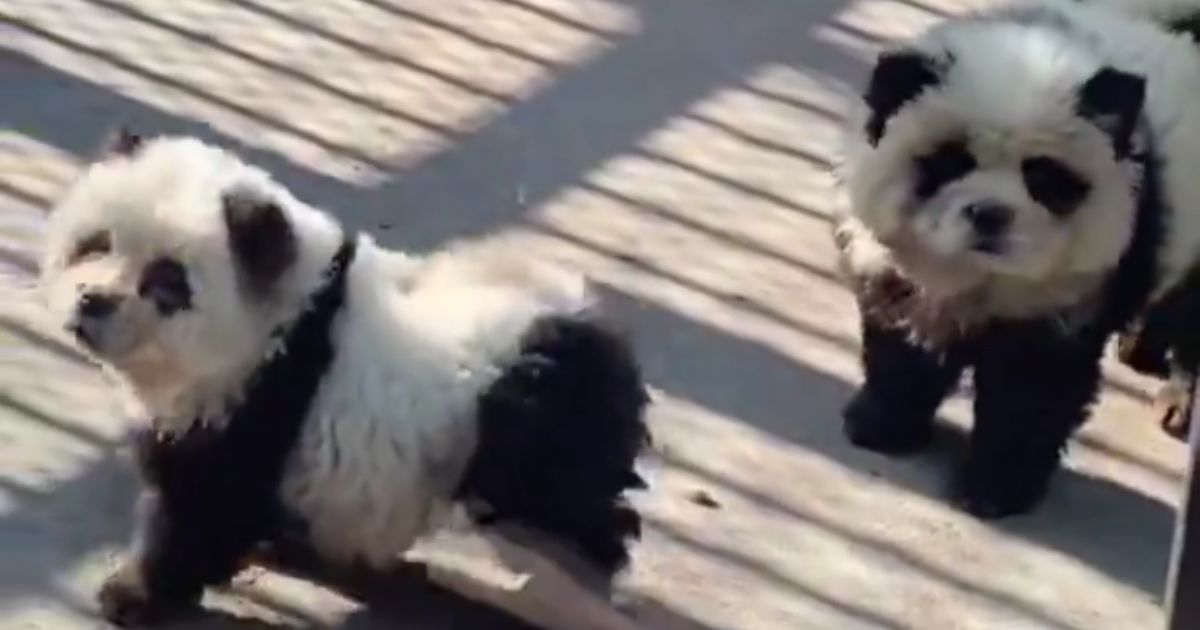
964, 202, 1012, 238
78, 292, 121, 320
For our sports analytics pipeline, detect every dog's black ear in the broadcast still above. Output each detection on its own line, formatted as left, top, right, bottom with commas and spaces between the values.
1077, 67, 1145, 158
222, 186, 297, 294
98, 126, 145, 159
864, 50, 944, 145
1167, 14, 1200, 44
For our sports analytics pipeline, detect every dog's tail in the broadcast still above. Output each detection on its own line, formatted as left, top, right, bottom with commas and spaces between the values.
456, 315, 650, 577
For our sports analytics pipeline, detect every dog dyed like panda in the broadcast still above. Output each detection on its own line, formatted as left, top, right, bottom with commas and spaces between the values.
40, 133, 649, 629
835, 0, 1200, 517
1102, 0, 1200, 441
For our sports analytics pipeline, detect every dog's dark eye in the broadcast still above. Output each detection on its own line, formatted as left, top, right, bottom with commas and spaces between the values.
1022, 156, 1091, 217
69, 231, 111, 264
139, 257, 192, 315
914, 140, 977, 200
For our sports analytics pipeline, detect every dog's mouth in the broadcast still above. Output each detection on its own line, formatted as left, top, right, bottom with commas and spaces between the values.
65, 316, 147, 363
67, 317, 105, 352
970, 236, 1007, 256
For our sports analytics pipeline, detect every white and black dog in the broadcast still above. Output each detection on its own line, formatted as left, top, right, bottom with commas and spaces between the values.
1104, 0, 1200, 440
40, 133, 649, 629
835, 0, 1200, 517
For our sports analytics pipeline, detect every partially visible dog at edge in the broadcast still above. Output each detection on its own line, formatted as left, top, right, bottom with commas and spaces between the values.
834, 0, 1200, 517
1102, 0, 1200, 441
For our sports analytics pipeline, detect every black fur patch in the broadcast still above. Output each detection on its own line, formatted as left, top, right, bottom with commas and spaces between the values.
1168, 14, 1200, 44
138, 257, 192, 316
914, 140, 977, 200
1095, 144, 1166, 335
1076, 67, 1145, 159
1130, 264, 1200, 373
1021, 156, 1090, 217
843, 317, 966, 455
456, 316, 649, 576
1118, 262, 1200, 442
847, 312, 1109, 518
864, 51, 945, 145
70, 230, 112, 264
223, 188, 298, 295
101, 239, 356, 621
1117, 263, 1200, 438
1117, 315, 1173, 378
98, 126, 144, 160
956, 320, 1106, 517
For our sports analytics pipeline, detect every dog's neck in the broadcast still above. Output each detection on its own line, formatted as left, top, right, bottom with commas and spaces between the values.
146, 237, 358, 435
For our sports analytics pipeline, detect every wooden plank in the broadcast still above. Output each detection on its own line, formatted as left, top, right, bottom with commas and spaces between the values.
1166, 384, 1200, 630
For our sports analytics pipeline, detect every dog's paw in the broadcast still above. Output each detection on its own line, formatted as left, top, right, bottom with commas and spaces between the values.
1154, 381, 1191, 441
98, 566, 179, 628
951, 468, 1046, 519
1115, 329, 1170, 377
843, 390, 933, 455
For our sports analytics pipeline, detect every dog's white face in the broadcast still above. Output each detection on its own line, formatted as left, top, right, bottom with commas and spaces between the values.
41, 135, 336, 407
843, 19, 1145, 300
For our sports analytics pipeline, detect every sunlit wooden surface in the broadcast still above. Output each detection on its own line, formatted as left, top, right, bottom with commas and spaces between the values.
0, 1, 1185, 628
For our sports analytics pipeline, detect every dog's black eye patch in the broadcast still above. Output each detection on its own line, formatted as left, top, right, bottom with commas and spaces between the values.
1022, 156, 1091, 217
913, 140, 976, 200
70, 231, 112, 264
139, 257, 192, 315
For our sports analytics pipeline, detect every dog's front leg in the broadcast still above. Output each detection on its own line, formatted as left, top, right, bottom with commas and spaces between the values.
99, 490, 200, 626
956, 323, 1105, 518
99, 488, 247, 627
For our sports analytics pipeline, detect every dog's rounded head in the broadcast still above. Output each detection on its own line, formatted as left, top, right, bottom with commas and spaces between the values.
843, 16, 1145, 302
41, 134, 342, 406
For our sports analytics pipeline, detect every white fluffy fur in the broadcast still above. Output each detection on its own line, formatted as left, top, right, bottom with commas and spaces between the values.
839, 0, 1200, 318
41, 138, 642, 630
283, 233, 593, 566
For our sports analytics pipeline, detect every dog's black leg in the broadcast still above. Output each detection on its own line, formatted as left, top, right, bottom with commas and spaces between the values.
1162, 333, 1200, 440
844, 317, 965, 455
1116, 318, 1171, 377
101, 430, 259, 627
956, 323, 1104, 518
99, 490, 210, 627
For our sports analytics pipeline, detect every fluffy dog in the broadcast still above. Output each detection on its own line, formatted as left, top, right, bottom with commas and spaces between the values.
1105, 0, 1200, 441
40, 132, 649, 629
835, 0, 1200, 516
